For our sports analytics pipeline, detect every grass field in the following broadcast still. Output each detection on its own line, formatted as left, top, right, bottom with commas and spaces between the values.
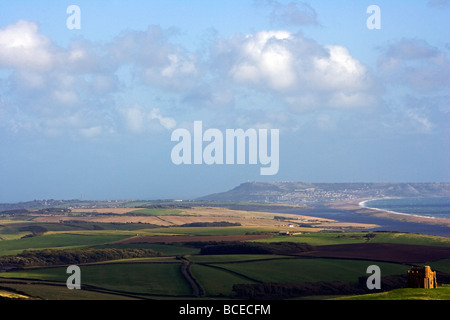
209, 258, 410, 284
0, 233, 130, 256
191, 264, 256, 296
2, 262, 192, 296
336, 285, 450, 300
255, 231, 450, 246
425, 258, 450, 274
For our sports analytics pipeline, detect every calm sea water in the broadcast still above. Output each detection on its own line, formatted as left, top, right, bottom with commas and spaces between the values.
362, 197, 450, 219
265, 197, 450, 237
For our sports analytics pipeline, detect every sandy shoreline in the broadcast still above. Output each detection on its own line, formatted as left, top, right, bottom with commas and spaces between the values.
328, 198, 450, 228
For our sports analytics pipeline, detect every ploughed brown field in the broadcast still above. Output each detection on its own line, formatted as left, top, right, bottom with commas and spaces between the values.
114, 234, 273, 244
296, 243, 450, 264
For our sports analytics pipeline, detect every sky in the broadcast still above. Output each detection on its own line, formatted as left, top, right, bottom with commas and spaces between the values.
0, 0, 449, 202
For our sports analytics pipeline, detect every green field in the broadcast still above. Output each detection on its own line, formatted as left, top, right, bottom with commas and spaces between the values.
191, 264, 256, 296
255, 231, 450, 246
2, 262, 191, 297
428, 259, 450, 274
209, 258, 409, 284
336, 285, 450, 300
0, 233, 130, 256
143, 226, 280, 236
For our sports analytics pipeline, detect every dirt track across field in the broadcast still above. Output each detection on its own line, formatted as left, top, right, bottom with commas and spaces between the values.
114, 234, 273, 244
296, 243, 450, 264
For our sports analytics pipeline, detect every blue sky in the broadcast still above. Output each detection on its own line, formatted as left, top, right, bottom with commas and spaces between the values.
0, 0, 449, 202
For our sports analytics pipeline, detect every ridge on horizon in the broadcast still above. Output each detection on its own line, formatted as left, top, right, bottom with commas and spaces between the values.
196, 181, 450, 204
1, 181, 449, 210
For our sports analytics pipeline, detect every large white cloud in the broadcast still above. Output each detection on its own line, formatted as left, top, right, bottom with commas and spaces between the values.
228, 31, 296, 90
213, 30, 377, 112
0, 20, 56, 71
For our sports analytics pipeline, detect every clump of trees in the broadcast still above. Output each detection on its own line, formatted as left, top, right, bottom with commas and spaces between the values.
19, 226, 48, 236
0, 209, 30, 215
0, 248, 162, 268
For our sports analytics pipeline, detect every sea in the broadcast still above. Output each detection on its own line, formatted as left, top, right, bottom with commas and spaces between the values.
361, 197, 450, 220
271, 197, 450, 237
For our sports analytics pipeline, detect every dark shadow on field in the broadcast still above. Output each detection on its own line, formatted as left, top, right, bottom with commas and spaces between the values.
295, 243, 450, 264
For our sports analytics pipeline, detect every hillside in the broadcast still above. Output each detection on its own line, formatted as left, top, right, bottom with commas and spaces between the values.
335, 286, 450, 300
197, 182, 450, 204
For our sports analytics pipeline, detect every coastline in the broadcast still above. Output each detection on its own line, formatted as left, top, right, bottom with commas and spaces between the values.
327, 198, 450, 228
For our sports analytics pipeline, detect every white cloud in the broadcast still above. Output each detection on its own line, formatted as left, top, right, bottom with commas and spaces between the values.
381, 106, 436, 135
149, 108, 177, 130
257, 1, 319, 27
406, 109, 434, 133
378, 38, 450, 92
80, 126, 104, 139
10, 70, 46, 90
0, 20, 56, 71
121, 105, 146, 133
0, 20, 121, 138
311, 45, 369, 92
110, 26, 199, 91
213, 30, 377, 112
120, 104, 176, 133
229, 31, 296, 90
161, 54, 197, 78
52, 90, 78, 105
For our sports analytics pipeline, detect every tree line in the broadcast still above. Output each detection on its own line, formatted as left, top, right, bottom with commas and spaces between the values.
0, 248, 162, 268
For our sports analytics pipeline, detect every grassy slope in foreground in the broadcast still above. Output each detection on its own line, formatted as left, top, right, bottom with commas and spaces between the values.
335, 285, 450, 300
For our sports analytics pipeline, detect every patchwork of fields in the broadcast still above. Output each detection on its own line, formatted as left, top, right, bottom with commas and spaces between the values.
0, 205, 449, 300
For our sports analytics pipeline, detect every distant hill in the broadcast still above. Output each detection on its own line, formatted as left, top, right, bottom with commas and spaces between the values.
2, 182, 449, 211
0, 199, 132, 212
196, 182, 450, 204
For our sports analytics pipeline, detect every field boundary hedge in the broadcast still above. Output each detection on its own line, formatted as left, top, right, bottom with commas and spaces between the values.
0, 248, 162, 268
